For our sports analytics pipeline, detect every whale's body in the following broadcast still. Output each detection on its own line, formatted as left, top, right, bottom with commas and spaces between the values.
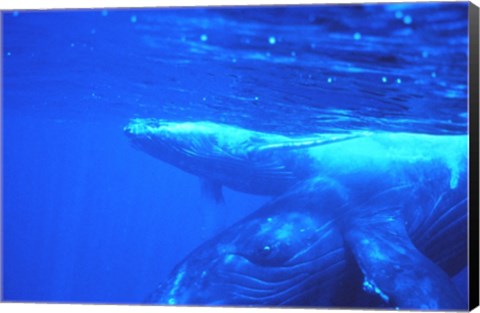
124, 119, 374, 196
124, 119, 468, 309
124, 119, 465, 197
146, 175, 467, 308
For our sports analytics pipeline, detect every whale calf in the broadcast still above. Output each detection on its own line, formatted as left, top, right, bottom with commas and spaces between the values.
124, 119, 465, 199
124, 118, 366, 199
125, 119, 468, 309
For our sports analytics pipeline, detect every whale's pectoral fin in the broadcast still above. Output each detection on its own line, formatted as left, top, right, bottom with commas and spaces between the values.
200, 179, 225, 204
199, 179, 228, 238
344, 210, 465, 310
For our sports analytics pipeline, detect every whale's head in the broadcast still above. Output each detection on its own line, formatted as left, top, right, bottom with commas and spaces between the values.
146, 186, 354, 306
124, 118, 275, 186
126, 118, 229, 158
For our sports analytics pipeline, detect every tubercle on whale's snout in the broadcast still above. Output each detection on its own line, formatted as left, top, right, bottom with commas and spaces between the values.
124, 118, 175, 137
123, 125, 135, 138
124, 120, 157, 137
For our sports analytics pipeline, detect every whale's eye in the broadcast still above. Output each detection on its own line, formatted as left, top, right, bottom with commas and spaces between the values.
260, 245, 272, 256
243, 242, 293, 267
248, 243, 279, 265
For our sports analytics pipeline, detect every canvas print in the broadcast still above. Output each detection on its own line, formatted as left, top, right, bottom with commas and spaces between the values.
2, 2, 475, 310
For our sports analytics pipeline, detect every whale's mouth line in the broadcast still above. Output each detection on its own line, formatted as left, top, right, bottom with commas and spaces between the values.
215, 260, 342, 305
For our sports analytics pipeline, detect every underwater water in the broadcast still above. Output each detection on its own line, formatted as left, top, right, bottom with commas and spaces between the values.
2, 2, 469, 308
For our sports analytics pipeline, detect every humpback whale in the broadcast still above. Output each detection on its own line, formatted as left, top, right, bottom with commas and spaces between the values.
124, 119, 366, 198
146, 177, 466, 308
146, 179, 353, 306
124, 119, 467, 309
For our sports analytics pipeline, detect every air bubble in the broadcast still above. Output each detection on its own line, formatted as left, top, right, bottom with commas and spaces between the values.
268, 36, 276, 45
200, 34, 208, 42
403, 15, 412, 25
130, 15, 137, 23
353, 32, 362, 40
382, 77, 388, 83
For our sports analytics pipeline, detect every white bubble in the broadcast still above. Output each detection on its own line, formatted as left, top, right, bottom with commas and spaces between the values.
403, 15, 412, 25
395, 11, 403, 19
382, 77, 388, 83
353, 32, 362, 40
396, 78, 402, 84
327, 77, 333, 83
200, 34, 208, 42
130, 15, 137, 23
268, 36, 276, 45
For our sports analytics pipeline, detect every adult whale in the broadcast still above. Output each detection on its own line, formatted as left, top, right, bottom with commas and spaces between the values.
124, 119, 468, 309
146, 177, 467, 309
146, 179, 367, 307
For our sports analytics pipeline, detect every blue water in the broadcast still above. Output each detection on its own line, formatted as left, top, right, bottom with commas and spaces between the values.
2, 2, 469, 305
